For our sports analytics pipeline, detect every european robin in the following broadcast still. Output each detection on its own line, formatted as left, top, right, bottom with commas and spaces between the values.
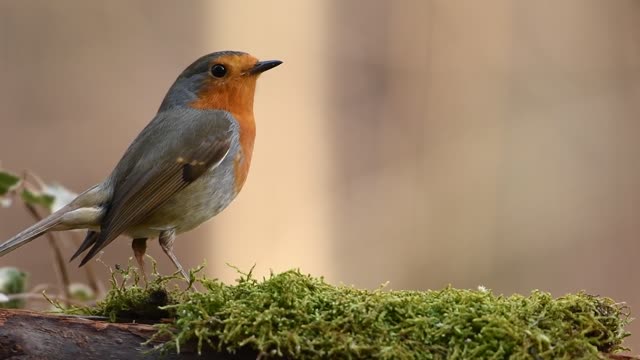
0, 51, 282, 278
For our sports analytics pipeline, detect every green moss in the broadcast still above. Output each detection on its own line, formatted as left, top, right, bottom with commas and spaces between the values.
69, 266, 631, 359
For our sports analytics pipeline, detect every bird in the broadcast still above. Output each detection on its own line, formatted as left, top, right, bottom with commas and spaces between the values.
0, 51, 282, 278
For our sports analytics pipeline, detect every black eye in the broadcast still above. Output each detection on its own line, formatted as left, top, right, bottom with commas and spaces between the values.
210, 64, 227, 78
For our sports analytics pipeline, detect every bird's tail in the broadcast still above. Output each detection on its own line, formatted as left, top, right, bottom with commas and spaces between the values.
0, 208, 69, 257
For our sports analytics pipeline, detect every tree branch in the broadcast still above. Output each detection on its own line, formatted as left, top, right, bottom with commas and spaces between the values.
0, 309, 257, 359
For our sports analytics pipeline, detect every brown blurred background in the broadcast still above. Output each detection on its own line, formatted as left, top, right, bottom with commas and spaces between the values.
1, 0, 640, 351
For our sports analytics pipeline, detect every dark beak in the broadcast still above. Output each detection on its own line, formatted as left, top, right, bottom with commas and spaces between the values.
248, 60, 283, 75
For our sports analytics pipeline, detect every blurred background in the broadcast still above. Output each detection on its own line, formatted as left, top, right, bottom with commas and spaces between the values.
1, 0, 640, 350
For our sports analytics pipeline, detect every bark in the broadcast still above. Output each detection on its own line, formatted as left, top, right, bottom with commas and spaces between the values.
0, 309, 256, 360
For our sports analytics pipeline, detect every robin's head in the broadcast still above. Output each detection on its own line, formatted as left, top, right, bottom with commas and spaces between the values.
159, 51, 282, 113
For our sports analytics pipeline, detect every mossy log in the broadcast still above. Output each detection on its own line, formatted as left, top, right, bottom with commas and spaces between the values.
0, 309, 256, 360
1, 269, 636, 359
0, 309, 635, 360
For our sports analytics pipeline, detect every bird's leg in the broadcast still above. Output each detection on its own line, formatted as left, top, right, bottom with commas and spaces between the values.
131, 238, 148, 282
158, 229, 189, 279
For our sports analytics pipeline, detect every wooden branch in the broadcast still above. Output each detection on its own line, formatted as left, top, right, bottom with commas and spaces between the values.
0, 309, 257, 360
0, 309, 636, 360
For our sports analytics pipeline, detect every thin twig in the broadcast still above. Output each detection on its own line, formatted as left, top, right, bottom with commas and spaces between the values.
23, 170, 105, 297
70, 231, 105, 297
28, 283, 50, 294
23, 203, 71, 307
24, 171, 47, 189
6, 293, 87, 307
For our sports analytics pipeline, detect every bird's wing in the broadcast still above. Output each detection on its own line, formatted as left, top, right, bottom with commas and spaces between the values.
78, 108, 235, 265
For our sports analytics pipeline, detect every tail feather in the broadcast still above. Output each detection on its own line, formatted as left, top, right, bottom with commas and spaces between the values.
1, 184, 107, 259
0, 210, 67, 256
69, 230, 98, 262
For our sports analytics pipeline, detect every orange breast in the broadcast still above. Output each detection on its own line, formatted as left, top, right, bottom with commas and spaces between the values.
232, 111, 256, 193
190, 78, 258, 194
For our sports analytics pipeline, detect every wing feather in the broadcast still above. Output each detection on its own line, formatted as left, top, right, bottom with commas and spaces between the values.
77, 109, 235, 265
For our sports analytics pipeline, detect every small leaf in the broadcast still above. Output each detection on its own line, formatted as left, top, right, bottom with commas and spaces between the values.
68, 283, 96, 301
21, 188, 55, 210
42, 183, 78, 212
0, 267, 27, 309
0, 170, 21, 196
